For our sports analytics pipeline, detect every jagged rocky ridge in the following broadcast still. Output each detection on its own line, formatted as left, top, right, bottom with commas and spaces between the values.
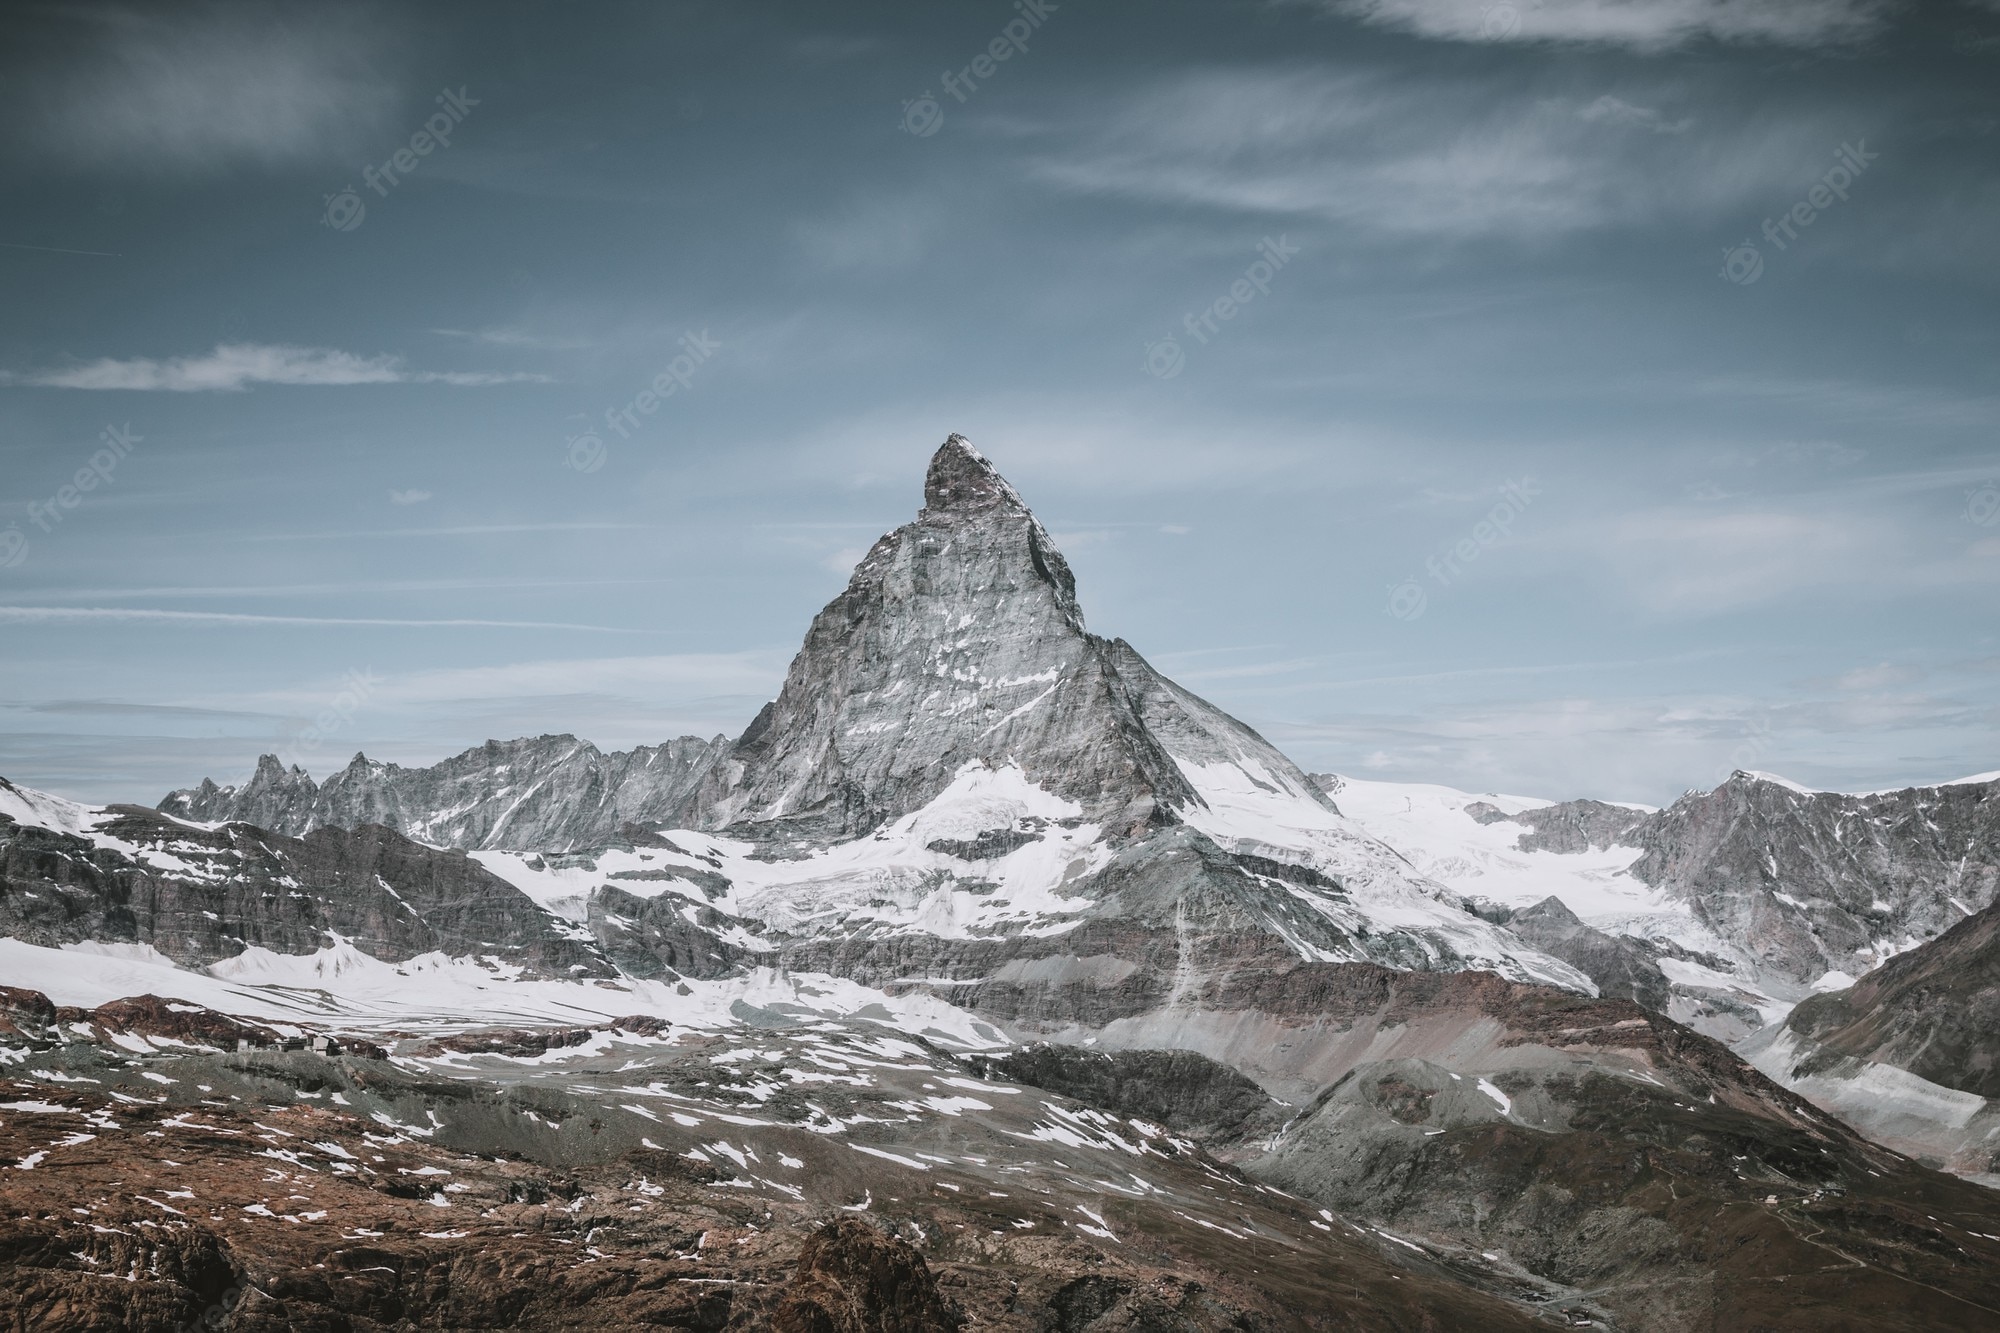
1322, 769, 2000, 1042
160, 733, 727, 853
0, 776, 608, 979
1509, 770, 2000, 993
1626, 771, 2000, 986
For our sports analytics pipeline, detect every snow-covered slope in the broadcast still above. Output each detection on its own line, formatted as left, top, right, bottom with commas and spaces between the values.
1320, 774, 1789, 1037
1321, 775, 1659, 918
0, 934, 1004, 1049
476, 757, 1594, 997
1322, 767, 2000, 1044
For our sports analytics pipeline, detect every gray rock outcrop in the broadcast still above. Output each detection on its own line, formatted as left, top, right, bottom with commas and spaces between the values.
161, 734, 727, 852
0, 779, 609, 977
1629, 771, 2000, 987
684, 437, 1320, 844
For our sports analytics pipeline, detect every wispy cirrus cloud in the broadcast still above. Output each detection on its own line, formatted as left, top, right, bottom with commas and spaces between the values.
0, 606, 639, 632
14, 698, 278, 721
430, 326, 596, 352
1325, 0, 1893, 52
2, 343, 549, 392
1033, 68, 1821, 240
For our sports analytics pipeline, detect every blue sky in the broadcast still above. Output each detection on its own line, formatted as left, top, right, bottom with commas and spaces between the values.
2, 0, 1997, 807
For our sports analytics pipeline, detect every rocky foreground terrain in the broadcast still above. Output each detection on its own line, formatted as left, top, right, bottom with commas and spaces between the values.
8, 980, 2000, 1331
0, 989, 1551, 1331
6, 437, 2000, 1330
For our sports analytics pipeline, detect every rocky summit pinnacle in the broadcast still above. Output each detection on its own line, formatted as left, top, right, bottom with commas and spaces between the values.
688, 435, 1251, 843
922, 433, 1029, 514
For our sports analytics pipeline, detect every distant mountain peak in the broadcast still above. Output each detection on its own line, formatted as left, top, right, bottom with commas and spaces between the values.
922, 433, 1028, 515
688, 434, 1201, 842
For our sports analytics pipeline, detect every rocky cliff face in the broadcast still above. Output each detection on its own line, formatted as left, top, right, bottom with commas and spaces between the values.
686, 438, 1233, 845
457, 438, 1596, 1014
160, 733, 727, 853
1488, 894, 1673, 1012
1742, 898, 2000, 1182
1628, 771, 2000, 988
1786, 899, 2000, 1099
1336, 770, 2000, 1043
0, 776, 609, 978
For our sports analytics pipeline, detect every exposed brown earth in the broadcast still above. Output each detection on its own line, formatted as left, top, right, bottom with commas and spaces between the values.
0, 993, 1552, 1331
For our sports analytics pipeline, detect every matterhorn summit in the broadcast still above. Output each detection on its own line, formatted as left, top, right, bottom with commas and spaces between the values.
689, 434, 1277, 843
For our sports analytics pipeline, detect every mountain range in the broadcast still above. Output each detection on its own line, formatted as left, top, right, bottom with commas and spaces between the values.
5, 437, 1998, 1331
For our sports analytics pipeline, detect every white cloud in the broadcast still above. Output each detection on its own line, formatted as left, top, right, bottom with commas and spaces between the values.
1033, 68, 1823, 239
388, 490, 432, 506
792, 193, 945, 270
0, 606, 636, 632
431, 327, 595, 352
1592, 508, 1875, 613
1823, 662, 1926, 691
3, 343, 549, 392
18, 7, 401, 170
1328, 0, 1892, 52
345, 653, 786, 711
